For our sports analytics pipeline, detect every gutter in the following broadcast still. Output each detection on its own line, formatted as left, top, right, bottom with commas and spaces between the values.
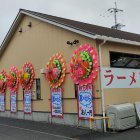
96, 35, 140, 46
98, 40, 107, 132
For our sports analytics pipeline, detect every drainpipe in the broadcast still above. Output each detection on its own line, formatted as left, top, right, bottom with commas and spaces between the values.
98, 39, 106, 132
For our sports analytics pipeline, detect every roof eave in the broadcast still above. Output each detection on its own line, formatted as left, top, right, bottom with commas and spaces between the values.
20, 10, 140, 46
1, 10, 140, 58
96, 35, 140, 46
0, 11, 24, 57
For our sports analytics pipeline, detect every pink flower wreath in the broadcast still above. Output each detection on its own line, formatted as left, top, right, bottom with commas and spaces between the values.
70, 44, 98, 86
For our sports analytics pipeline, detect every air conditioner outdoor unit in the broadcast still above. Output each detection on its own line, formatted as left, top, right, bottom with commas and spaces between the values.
106, 103, 136, 131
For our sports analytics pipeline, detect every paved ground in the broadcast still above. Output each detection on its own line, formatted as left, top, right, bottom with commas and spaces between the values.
0, 117, 139, 140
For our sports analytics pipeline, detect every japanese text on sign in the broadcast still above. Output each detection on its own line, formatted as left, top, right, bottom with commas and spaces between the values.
24, 90, 32, 114
78, 84, 93, 119
101, 67, 140, 88
0, 93, 5, 112
51, 88, 63, 117
11, 92, 17, 113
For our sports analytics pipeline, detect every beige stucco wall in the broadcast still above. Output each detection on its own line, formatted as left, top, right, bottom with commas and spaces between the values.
2, 15, 140, 116
100, 42, 140, 108
0, 15, 101, 114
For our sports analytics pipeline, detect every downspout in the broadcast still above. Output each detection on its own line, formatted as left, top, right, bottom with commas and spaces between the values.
98, 39, 107, 132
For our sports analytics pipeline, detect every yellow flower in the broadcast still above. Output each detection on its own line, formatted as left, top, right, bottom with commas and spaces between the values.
23, 72, 29, 80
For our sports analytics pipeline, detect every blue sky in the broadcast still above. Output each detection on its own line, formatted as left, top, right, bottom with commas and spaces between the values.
0, 0, 139, 44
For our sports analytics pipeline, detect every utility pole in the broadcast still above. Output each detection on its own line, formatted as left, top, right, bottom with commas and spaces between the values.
108, 2, 125, 30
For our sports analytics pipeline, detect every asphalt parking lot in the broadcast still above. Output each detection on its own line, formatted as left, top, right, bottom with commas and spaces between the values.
0, 117, 139, 140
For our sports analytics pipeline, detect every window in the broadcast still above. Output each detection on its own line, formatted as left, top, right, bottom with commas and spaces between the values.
74, 84, 78, 98
22, 79, 41, 100
31, 78, 41, 100
110, 51, 140, 69
36, 79, 41, 99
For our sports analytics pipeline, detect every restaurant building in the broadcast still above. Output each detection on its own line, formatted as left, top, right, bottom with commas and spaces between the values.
0, 9, 140, 130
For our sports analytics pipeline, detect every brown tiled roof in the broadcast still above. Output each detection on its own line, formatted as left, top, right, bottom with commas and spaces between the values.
21, 9, 140, 42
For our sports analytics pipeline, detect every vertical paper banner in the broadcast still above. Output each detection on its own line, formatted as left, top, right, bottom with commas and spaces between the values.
78, 84, 93, 119
51, 87, 63, 117
10, 92, 17, 113
0, 93, 5, 112
24, 90, 32, 114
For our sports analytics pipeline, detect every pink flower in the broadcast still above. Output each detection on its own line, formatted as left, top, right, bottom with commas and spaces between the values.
76, 67, 86, 78
0, 80, 3, 88
52, 68, 59, 79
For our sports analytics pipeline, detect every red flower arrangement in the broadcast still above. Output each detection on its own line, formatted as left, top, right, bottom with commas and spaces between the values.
7, 66, 19, 92
19, 62, 35, 90
0, 70, 7, 93
46, 53, 66, 88
70, 44, 98, 86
